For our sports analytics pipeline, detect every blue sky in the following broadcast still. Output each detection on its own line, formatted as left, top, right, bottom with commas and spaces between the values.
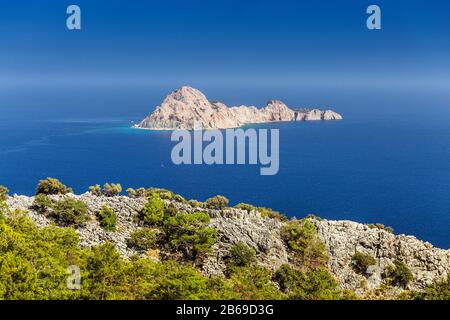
1, 0, 449, 88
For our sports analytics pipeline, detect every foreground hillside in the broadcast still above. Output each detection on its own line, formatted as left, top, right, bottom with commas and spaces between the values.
1, 179, 449, 300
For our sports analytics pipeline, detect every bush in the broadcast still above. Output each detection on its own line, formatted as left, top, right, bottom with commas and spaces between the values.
163, 211, 216, 260
147, 188, 175, 200
174, 194, 185, 203
258, 207, 288, 221
102, 183, 122, 197
128, 228, 157, 251
36, 178, 72, 195
352, 252, 376, 274
281, 219, 328, 269
187, 200, 203, 208
98, 205, 117, 232
205, 195, 229, 209
234, 203, 256, 213
423, 275, 450, 300
88, 184, 102, 196
228, 265, 283, 300
383, 259, 414, 288
0, 186, 9, 201
367, 223, 394, 234
33, 194, 54, 214
139, 193, 165, 225
228, 242, 256, 268
274, 264, 345, 300
53, 197, 90, 226
126, 187, 146, 198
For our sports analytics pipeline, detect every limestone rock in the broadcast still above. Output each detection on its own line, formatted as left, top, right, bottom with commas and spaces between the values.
134, 86, 343, 130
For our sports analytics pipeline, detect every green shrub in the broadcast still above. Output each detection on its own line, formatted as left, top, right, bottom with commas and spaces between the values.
228, 242, 256, 268
423, 275, 450, 300
145, 260, 211, 300
306, 214, 323, 221
53, 197, 90, 226
33, 194, 54, 214
281, 219, 328, 269
88, 184, 102, 196
258, 207, 288, 221
139, 193, 165, 225
36, 178, 72, 195
102, 183, 122, 197
0, 186, 9, 201
163, 211, 216, 260
352, 252, 376, 274
98, 205, 117, 232
228, 265, 283, 300
174, 194, 185, 203
128, 228, 157, 251
205, 195, 229, 209
147, 188, 175, 200
234, 203, 256, 213
126, 187, 146, 198
383, 259, 414, 288
187, 200, 203, 208
367, 223, 394, 234
274, 264, 345, 300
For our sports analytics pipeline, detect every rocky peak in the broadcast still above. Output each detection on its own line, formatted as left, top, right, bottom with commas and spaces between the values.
134, 86, 343, 130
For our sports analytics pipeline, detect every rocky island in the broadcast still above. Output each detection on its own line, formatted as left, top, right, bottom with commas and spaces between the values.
134, 86, 343, 130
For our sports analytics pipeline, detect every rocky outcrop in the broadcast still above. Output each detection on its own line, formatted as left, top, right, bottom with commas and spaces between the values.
134, 86, 343, 130
6, 194, 449, 295
313, 219, 450, 292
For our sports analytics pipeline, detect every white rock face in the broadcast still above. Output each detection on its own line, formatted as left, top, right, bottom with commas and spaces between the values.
134, 86, 343, 130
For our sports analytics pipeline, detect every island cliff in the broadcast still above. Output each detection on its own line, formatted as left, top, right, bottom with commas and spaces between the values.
134, 86, 343, 130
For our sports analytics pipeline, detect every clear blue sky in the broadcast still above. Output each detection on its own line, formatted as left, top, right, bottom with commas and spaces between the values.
1, 0, 449, 88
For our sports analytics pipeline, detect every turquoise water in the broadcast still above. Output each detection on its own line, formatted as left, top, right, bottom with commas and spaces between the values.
1, 85, 449, 248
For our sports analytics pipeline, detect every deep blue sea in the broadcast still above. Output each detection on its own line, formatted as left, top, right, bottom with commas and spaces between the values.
1, 85, 449, 248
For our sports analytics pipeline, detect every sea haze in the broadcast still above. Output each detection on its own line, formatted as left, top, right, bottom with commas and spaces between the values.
0, 85, 449, 248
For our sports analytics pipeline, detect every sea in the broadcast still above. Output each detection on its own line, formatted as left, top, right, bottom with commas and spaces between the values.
0, 84, 449, 248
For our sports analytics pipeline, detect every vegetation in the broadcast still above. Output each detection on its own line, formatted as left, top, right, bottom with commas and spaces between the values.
126, 187, 147, 198
258, 207, 288, 221
205, 195, 229, 209
367, 223, 394, 234
423, 275, 450, 300
89, 183, 122, 197
281, 219, 328, 269
139, 193, 165, 225
163, 211, 216, 261
128, 228, 157, 251
274, 264, 354, 300
98, 205, 117, 232
88, 184, 102, 196
53, 197, 90, 227
227, 242, 256, 268
0, 185, 9, 201
147, 188, 175, 200
36, 177, 72, 195
234, 203, 256, 213
103, 183, 122, 197
0, 188, 445, 301
383, 259, 414, 288
187, 199, 203, 208
352, 252, 376, 274
228, 265, 283, 300
33, 194, 54, 214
